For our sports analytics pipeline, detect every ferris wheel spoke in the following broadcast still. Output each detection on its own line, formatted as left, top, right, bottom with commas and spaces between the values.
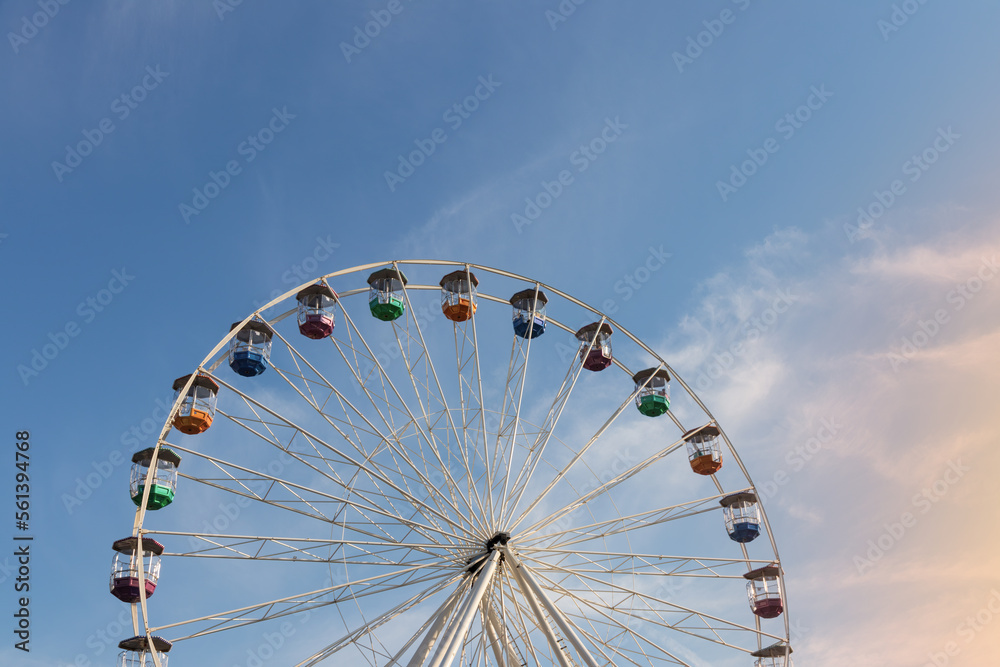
523, 549, 770, 579
490, 336, 530, 525
267, 330, 332, 412
330, 302, 484, 534
537, 565, 783, 650
254, 333, 388, 465
204, 383, 478, 542
487, 306, 541, 529
388, 310, 476, 527
519, 435, 693, 539
520, 492, 732, 549
151, 563, 456, 641
507, 372, 662, 534
391, 279, 456, 435
547, 596, 657, 667
531, 571, 698, 666
449, 310, 491, 534
221, 362, 470, 538
144, 530, 464, 565
569, 608, 687, 667
167, 438, 422, 532
299, 570, 469, 667
498, 334, 588, 531
168, 443, 471, 548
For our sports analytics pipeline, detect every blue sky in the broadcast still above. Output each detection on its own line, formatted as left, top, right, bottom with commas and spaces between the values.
3, 1, 1000, 666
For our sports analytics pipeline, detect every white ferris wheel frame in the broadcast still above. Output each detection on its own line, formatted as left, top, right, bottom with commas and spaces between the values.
123, 259, 792, 667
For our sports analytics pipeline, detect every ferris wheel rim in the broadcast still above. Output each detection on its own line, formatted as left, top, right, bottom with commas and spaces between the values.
123, 259, 792, 667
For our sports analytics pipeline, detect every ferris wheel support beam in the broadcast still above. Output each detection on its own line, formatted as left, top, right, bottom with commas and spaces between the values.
484, 601, 522, 667
406, 578, 471, 667
502, 545, 602, 667
427, 550, 501, 667
503, 552, 574, 667
483, 612, 507, 667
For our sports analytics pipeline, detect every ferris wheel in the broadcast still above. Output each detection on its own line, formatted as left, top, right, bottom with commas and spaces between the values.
110, 260, 793, 667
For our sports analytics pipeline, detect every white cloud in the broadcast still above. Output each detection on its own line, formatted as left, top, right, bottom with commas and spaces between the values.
650, 211, 1000, 665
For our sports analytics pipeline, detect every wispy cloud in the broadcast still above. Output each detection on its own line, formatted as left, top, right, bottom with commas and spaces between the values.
651, 210, 1000, 665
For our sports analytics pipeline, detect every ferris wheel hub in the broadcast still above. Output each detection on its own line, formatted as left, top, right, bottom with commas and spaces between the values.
484, 531, 511, 551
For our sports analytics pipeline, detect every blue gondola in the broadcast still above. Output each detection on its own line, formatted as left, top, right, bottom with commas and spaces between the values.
720, 491, 761, 543
510, 288, 547, 339
229, 320, 273, 377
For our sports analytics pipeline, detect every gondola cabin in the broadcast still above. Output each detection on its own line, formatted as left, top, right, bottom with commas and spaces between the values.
171, 374, 219, 435
720, 491, 761, 543
632, 368, 670, 416
109, 537, 163, 603
510, 288, 548, 339
440, 270, 479, 322
745, 565, 784, 619
296, 284, 337, 339
118, 636, 172, 667
228, 320, 273, 377
367, 267, 408, 322
752, 642, 793, 667
575, 323, 613, 371
130, 447, 182, 510
683, 424, 723, 475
